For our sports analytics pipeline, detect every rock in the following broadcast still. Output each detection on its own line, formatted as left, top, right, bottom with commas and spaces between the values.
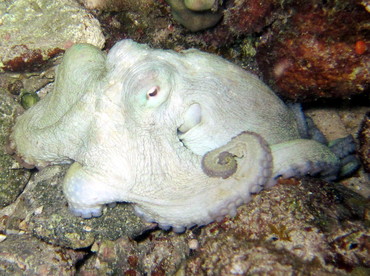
0, 92, 30, 207
95, 0, 170, 50
181, 0, 286, 49
2, 172, 368, 274
78, 233, 189, 275
223, 0, 280, 35
81, 0, 155, 11
92, 0, 283, 54
0, 234, 85, 275
359, 112, 370, 173
78, 178, 370, 274
0, 0, 105, 72
305, 105, 370, 199
183, 178, 370, 274
257, 3, 370, 101
0, 68, 55, 98
165, 0, 282, 33
4, 165, 155, 249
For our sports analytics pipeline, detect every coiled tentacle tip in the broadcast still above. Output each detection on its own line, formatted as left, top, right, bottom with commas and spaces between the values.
201, 150, 237, 179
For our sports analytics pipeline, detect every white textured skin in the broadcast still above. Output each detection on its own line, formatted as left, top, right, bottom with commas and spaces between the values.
10, 40, 340, 229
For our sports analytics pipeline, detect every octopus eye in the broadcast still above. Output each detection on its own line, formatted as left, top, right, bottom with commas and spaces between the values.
147, 86, 160, 98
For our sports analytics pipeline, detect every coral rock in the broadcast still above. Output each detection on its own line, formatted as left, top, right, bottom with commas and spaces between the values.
359, 112, 370, 173
223, 0, 279, 35
0, 92, 30, 207
0, 0, 105, 72
257, 4, 370, 101
0, 234, 85, 274
81, 0, 155, 12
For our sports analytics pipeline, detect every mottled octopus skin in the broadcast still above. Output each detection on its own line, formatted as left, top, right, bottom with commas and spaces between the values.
10, 40, 340, 231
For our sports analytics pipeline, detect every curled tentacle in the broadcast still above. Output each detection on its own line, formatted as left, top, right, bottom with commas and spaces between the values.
201, 131, 273, 182
201, 150, 237, 179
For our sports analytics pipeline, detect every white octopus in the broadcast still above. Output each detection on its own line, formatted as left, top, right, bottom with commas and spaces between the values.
10, 40, 351, 232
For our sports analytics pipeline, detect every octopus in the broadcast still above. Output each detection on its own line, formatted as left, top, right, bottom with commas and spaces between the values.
8, 40, 358, 232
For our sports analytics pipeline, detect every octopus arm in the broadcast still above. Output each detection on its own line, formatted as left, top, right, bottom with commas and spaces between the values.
268, 139, 340, 187
63, 162, 124, 218
202, 131, 273, 185
124, 132, 274, 230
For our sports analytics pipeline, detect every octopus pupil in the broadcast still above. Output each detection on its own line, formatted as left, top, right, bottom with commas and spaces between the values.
148, 87, 159, 97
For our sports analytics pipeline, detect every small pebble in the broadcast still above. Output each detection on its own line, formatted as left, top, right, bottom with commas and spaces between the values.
83, 226, 92, 232
188, 239, 199, 250
0, 234, 7, 243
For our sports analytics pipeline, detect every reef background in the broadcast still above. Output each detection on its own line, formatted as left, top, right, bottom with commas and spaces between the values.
0, 0, 369, 274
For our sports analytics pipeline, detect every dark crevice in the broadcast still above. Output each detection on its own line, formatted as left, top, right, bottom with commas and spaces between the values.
133, 226, 159, 243
74, 245, 95, 273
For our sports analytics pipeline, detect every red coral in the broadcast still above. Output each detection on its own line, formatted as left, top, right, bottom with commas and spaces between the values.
223, 0, 278, 35
3, 45, 44, 72
2, 45, 65, 72
355, 40, 367, 55
191, 0, 282, 49
257, 4, 370, 101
